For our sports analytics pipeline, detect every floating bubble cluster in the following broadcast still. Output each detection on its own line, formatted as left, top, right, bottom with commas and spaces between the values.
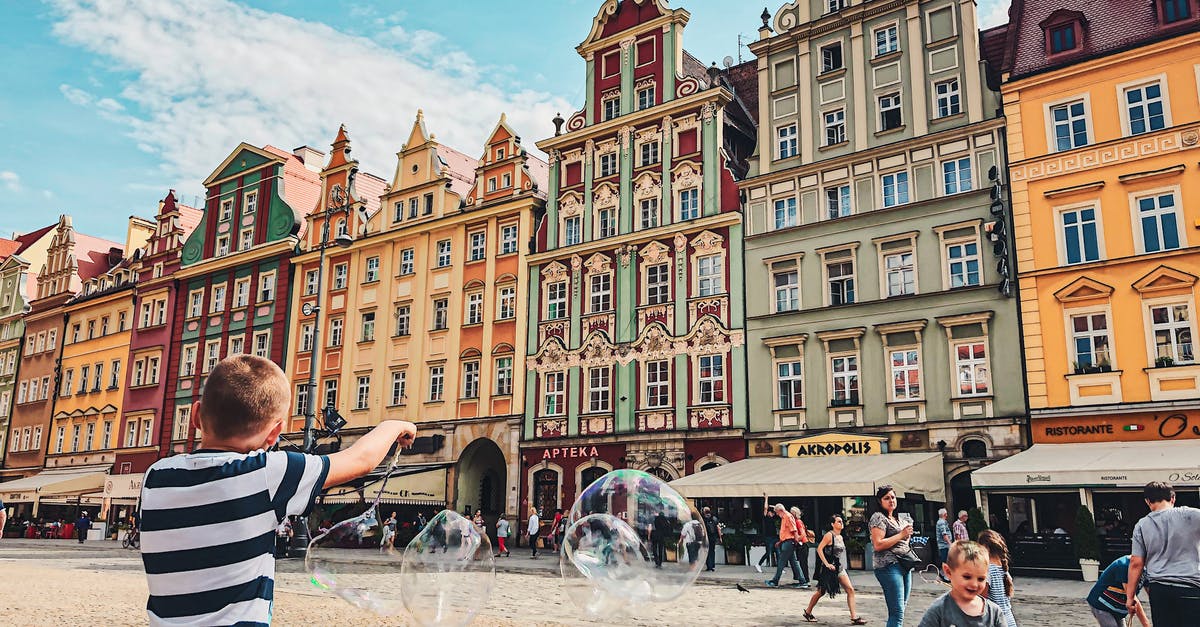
400, 510, 496, 627
560, 469, 707, 618
306, 506, 407, 616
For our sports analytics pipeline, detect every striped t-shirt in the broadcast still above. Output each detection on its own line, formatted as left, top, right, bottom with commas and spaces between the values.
140, 449, 329, 626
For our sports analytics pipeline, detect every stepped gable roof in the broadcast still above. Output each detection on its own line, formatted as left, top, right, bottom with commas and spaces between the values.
14, 223, 55, 254
434, 143, 479, 200
726, 59, 759, 125
74, 232, 124, 281
1005, 0, 1200, 81
0, 238, 21, 260
264, 144, 322, 237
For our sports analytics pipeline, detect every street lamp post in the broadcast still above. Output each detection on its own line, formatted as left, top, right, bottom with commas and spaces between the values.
290, 166, 359, 558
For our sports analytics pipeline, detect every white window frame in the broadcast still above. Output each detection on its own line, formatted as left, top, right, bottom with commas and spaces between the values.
433, 298, 449, 331
1045, 95, 1093, 153
697, 254, 724, 296
599, 152, 618, 177
1145, 299, 1196, 364
356, 375, 371, 410
679, 188, 699, 221
941, 157, 972, 195
1119, 77, 1170, 137
546, 281, 567, 319
826, 185, 851, 220
602, 96, 620, 121
1069, 309, 1113, 369
498, 286, 516, 320
888, 347, 923, 401
238, 228, 254, 251
564, 216, 582, 246
466, 292, 484, 325
462, 361, 480, 398
587, 366, 611, 413
776, 359, 804, 410
500, 224, 519, 255
390, 370, 407, 406
210, 283, 226, 313
882, 248, 917, 298
394, 304, 411, 336
640, 142, 660, 167
773, 197, 798, 229
823, 109, 846, 146
953, 339, 992, 397
329, 317, 344, 347
400, 248, 415, 274
771, 261, 800, 313
821, 246, 858, 307
361, 311, 376, 342
934, 78, 961, 118
1130, 187, 1184, 254
943, 234, 982, 289
203, 339, 220, 373
258, 271, 275, 302
646, 263, 670, 305
874, 23, 899, 57
304, 269, 319, 296
1056, 202, 1105, 265
363, 257, 379, 282
494, 356, 513, 396
697, 354, 726, 404
332, 263, 348, 289
469, 232, 486, 261
543, 371, 566, 416
830, 353, 860, 404
881, 171, 910, 207
233, 277, 250, 309
878, 93, 902, 131
589, 272, 612, 313
777, 124, 798, 159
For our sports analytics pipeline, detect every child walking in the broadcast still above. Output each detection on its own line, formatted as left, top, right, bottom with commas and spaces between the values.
976, 530, 1018, 627
139, 355, 416, 626
918, 541, 1008, 627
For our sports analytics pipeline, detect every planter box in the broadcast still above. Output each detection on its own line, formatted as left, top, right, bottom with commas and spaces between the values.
725, 547, 745, 565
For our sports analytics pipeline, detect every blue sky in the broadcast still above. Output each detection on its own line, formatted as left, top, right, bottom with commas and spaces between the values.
0, 0, 1009, 244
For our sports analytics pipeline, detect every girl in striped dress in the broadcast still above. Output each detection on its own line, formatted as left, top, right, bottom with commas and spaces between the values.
977, 530, 1018, 627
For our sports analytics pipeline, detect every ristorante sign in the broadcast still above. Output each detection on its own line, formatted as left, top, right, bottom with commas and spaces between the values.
1033, 411, 1200, 444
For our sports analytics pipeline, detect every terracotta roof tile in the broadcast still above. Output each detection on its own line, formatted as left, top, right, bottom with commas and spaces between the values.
355, 172, 388, 216
177, 203, 204, 240
73, 232, 124, 282
264, 145, 322, 239
0, 238, 21, 261
681, 50, 710, 84
980, 23, 1010, 91
525, 154, 550, 200
13, 223, 55, 253
433, 144, 480, 200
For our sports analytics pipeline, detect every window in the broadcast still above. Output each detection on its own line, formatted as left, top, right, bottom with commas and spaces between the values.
364, 256, 379, 282
335, 218, 348, 238
773, 266, 799, 312
955, 342, 990, 395
698, 254, 723, 296
602, 96, 619, 121
79, 365, 90, 393
394, 305, 411, 336
304, 269, 319, 296
239, 229, 254, 251
698, 355, 725, 403
428, 365, 445, 402
36, 333, 46, 353
87, 320, 96, 339
494, 357, 513, 395
500, 225, 518, 254
356, 375, 370, 410
117, 311, 127, 332
433, 298, 448, 330
502, 173, 511, 188
881, 171, 910, 207
564, 216, 582, 246
1150, 303, 1194, 363
774, 197, 798, 229
16, 380, 26, 404
400, 248, 415, 274
1049, 23, 1077, 53
827, 260, 855, 305
215, 235, 230, 257
219, 199, 233, 220
547, 281, 567, 319
588, 366, 611, 413
824, 109, 845, 146
679, 188, 699, 221
543, 372, 565, 415
826, 185, 851, 219
408, 198, 418, 219
460, 362, 479, 399
826, 0, 844, 13
85, 423, 94, 451
233, 277, 250, 308
469, 232, 486, 261
71, 425, 80, 452
935, 79, 961, 118
295, 383, 310, 416
646, 263, 670, 305
1163, 0, 1191, 22
1061, 206, 1101, 264
777, 361, 804, 409
47, 329, 57, 350
947, 241, 981, 287
1072, 313, 1111, 367
174, 406, 191, 440
203, 340, 220, 373
148, 356, 160, 385
361, 311, 375, 341
390, 371, 407, 405
831, 355, 859, 404
637, 85, 655, 110
258, 272, 275, 302
589, 274, 612, 312
879, 93, 902, 131
487, 177, 497, 193
424, 193, 434, 215
1126, 83, 1166, 135
643, 357, 672, 408
62, 370, 74, 396
884, 251, 915, 297
393, 201, 403, 223
497, 286, 516, 320
110, 360, 121, 388
632, 198, 656, 231
777, 124, 798, 159
323, 378, 338, 410
598, 207, 617, 239
140, 302, 153, 328
126, 421, 137, 448
942, 158, 972, 194
1137, 192, 1181, 253
333, 263, 348, 289
1051, 100, 1089, 151
821, 43, 844, 73
890, 349, 921, 400
102, 317, 112, 336
329, 318, 343, 347
92, 363, 103, 391
875, 24, 899, 56
599, 153, 618, 177
640, 142, 659, 167
466, 292, 483, 325
181, 345, 196, 377
34, 426, 43, 451
71, 323, 81, 343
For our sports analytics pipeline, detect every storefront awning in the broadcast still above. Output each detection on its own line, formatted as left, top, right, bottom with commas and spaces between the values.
320, 463, 451, 507
972, 440, 1200, 490
0, 468, 109, 503
669, 452, 945, 501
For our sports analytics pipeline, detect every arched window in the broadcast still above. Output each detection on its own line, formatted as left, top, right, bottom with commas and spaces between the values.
700, 462, 721, 472
962, 439, 988, 460
336, 218, 348, 237
647, 466, 673, 482
580, 466, 607, 492
533, 468, 559, 514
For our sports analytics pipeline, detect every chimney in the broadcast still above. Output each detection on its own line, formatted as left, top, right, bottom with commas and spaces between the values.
293, 146, 326, 173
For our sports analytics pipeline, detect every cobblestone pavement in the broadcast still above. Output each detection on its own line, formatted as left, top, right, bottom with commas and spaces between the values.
0, 539, 1135, 626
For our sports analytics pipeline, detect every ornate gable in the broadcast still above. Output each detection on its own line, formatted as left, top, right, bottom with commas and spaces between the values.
1132, 265, 1198, 296
691, 230, 724, 255
1053, 276, 1115, 304
639, 240, 671, 264
541, 261, 569, 283
584, 253, 613, 274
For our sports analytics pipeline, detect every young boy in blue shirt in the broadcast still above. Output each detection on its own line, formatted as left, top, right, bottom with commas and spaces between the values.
139, 355, 416, 625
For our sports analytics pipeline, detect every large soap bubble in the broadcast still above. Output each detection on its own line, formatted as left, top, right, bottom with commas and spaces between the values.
560, 469, 707, 618
400, 509, 496, 626
306, 505, 406, 616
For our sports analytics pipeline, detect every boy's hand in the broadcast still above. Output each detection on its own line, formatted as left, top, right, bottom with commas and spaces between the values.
394, 421, 417, 448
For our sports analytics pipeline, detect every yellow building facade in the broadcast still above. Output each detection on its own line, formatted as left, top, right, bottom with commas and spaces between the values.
286, 114, 545, 518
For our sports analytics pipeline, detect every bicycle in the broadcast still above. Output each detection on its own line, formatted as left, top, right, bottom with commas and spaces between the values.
121, 527, 140, 549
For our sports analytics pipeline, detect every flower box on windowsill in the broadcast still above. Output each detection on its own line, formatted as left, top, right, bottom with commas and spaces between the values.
830, 397, 860, 407
1072, 364, 1113, 375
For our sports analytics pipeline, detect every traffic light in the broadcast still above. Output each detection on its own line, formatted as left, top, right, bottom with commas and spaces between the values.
987, 166, 1013, 298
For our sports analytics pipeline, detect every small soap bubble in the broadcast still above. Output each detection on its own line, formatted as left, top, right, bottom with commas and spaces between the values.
400, 509, 497, 627
559, 469, 707, 618
305, 506, 407, 616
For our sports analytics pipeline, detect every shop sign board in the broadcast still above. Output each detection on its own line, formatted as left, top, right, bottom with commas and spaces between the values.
103, 474, 144, 499
780, 433, 887, 457
1033, 411, 1200, 444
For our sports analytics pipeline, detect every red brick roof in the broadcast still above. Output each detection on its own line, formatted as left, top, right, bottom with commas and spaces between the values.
0, 238, 21, 261
177, 203, 203, 240
73, 232, 124, 282
980, 23, 1010, 91
13, 223, 54, 254
355, 171, 387, 216
1005, 0, 1200, 80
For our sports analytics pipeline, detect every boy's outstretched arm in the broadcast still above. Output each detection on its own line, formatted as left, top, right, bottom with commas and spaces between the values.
324, 420, 417, 488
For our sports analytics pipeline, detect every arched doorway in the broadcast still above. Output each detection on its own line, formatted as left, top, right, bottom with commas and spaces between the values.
950, 470, 976, 513
455, 438, 507, 515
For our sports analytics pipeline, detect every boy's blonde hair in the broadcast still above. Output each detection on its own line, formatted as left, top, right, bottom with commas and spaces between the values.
198, 355, 290, 440
946, 539, 990, 569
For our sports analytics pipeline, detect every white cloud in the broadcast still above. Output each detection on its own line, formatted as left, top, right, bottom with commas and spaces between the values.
47, 0, 572, 198
978, 0, 1010, 28
0, 171, 20, 192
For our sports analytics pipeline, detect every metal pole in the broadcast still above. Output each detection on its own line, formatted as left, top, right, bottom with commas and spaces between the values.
303, 214, 330, 452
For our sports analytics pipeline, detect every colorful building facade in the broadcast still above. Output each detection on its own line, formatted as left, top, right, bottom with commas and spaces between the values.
164, 143, 318, 454
522, 0, 756, 516
0, 227, 54, 465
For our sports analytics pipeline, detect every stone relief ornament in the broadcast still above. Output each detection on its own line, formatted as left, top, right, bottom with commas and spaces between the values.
635, 324, 677, 362
699, 102, 718, 121
593, 183, 618, 209
673, 233, 688, 251
584, 253, 612, 275
673, 162, 701, 189
559, 192, 583, 218
570, 254, 583, 272
633, 172, 661, 200
577, 332, 615, 366
639, 240, 671, 265
541, 261, 569, 284
691, 230, 725, 255
616, 244, 635, 269
618, 125, 635, 145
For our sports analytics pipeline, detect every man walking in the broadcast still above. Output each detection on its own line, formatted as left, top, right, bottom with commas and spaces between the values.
936, 508, 953, 582
764, 503, 809, 588
652, 511, 670, 567
952, 510, 969, 542
1127, 481, 1200, 627
791, 507, 811, 584
527, 506, 541, 559
702, 506, 722, 572
755, 505, 777, 573
74, 511, 91, 543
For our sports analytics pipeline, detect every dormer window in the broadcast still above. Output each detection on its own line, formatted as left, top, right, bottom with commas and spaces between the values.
1042, 11, 1085, 55
1049, 24, 1076, 52
1162, 0, 1191, 23
496, 147, 506, 160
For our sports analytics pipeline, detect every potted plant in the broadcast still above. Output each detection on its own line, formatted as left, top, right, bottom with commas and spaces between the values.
1074, 505, 1101, 582
722, 531, 747, 565
1155, 355, 1175, 368
1097, 358, 1112, 372
845, 536, 866, 570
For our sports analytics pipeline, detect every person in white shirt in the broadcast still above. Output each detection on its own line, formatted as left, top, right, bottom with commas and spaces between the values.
527, 506, 541, 558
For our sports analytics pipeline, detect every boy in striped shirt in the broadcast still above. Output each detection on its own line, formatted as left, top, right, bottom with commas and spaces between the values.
139, 355, 416, 626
